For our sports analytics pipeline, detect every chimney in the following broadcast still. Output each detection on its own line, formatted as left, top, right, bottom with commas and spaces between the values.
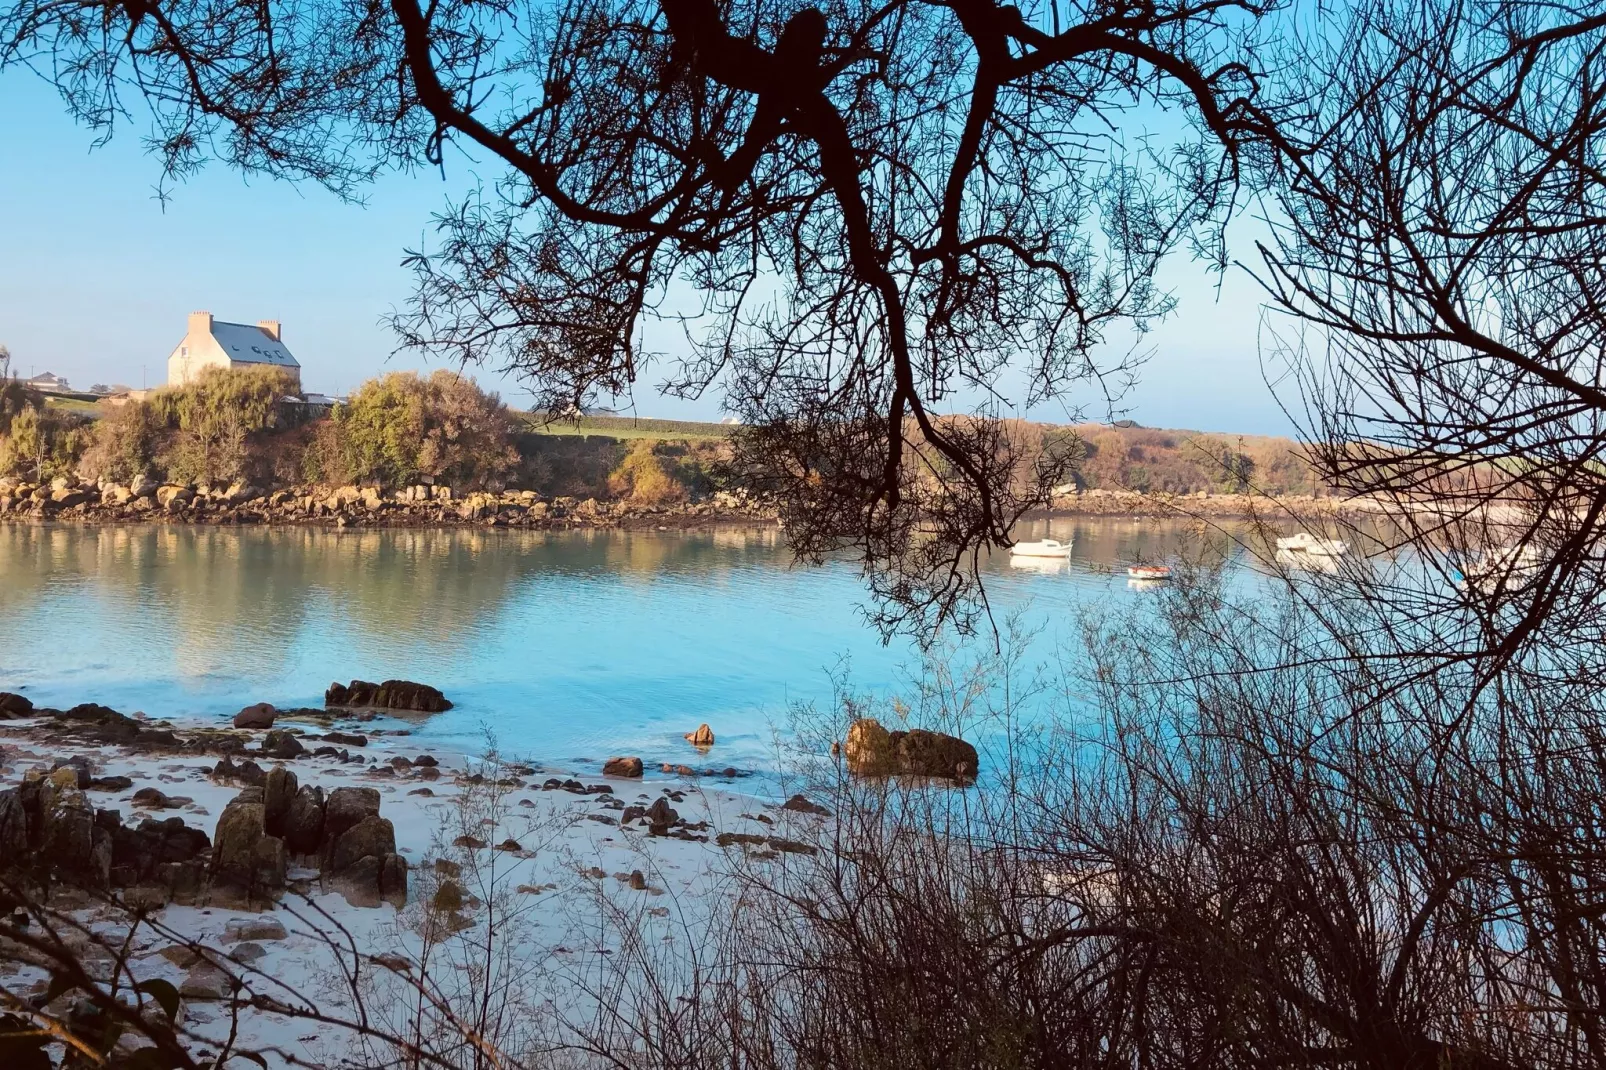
188, 310, 213, 338
258, 319, 281, 342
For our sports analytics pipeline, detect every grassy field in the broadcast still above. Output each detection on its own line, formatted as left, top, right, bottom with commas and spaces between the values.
44, 396, 102, 416
518, 413, 733, 441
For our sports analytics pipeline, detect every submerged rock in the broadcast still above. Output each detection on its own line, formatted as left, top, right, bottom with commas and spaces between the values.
325, 679, 451, 713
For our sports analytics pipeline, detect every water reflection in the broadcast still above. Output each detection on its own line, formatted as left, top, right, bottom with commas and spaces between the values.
0, 519, 1256, 769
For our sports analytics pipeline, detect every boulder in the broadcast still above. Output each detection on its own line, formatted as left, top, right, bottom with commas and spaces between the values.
155, 485, 194, 510
51, 757, 92, 790
109, 816, 210, 889
844, 718, 895, 775
211, 793, 286, 898
128, 475, 158, 499
233, 703, 277, 729
332, 851, 409, 908
282, 785, 325, 856
645, 797, 679, 832
321, 786, 381, 847
684, 723, 716, 748
602, 756, 643, 778
41, 782, 98, 880
325, 679, 452, 713
0, 692, 33, 718
782, 794, 831, 816
180, 964, 232, 1001
50, 487, 91, 508
842, 719, 978, 781
260, 730, 304, 760
223, 916, 287, 942
131, 787, 188, 810
329, 815, 397, 873
212, 756, 266, 786
329, 814, 406, 908
263, 766, 298, 838
54, 703, 141, 743
892, 728, 979, 780
224, 482, 262, 505
88, 776, 134, 792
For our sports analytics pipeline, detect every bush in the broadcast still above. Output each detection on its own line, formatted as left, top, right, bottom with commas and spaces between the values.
315, 371, 519, 489
77, 400, 164, 483
150, 365, 297, 485
607, 439, 688, 505
0, 381, 44, 435
0, 392, 91, 482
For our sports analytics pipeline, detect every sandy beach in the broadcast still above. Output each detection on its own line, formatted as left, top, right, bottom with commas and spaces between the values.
0, 704, 828, 1066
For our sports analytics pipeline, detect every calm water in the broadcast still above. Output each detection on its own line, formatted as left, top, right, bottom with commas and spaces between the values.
0, 518, 1246, 777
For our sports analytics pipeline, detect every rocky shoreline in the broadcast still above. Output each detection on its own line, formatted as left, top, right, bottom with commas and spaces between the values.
0, 689, 827, 1063
0, 474, 781, 530
0, 473, 1366, 531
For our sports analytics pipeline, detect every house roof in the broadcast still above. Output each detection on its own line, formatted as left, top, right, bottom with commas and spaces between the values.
208, 320, 299, 368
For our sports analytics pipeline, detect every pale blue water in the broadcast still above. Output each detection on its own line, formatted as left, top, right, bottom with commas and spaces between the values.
0, 519, 1243, 779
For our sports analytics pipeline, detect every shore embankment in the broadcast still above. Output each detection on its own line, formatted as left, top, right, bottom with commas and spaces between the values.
0, 474, 1366, 529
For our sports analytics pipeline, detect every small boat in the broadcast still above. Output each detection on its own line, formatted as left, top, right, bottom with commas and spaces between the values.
1453, 544, 1540, 593
1275, 547, 1339, 573
1009, 538, 1071, 559
1010, 555, 1066, 574
1276, 532, 1349, 556
1126, 565, 1172, 580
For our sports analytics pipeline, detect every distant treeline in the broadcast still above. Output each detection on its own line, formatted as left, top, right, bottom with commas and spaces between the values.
0, 369, 1325, 500
1070, 423, 1325, 497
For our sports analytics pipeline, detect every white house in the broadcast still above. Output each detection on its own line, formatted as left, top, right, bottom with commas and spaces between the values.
167, 311, 301, 387
24, 372, 71, 392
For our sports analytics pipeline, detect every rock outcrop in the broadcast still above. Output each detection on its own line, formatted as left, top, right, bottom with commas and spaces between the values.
684, 723, 715, 748
282, 785, 326, 855
843, 718, 978, 781
261, 729, 305, 760
325, 679, 452, 713
603, 756, 644, 778
0, 692, 33, 718
210, 788, 287, 903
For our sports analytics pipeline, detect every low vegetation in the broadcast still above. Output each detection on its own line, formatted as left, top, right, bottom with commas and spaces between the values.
0, 369, 1327, 503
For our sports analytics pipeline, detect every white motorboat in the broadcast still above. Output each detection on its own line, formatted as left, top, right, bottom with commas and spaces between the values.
1275, 547, 1339, 573
1453, 544, 1540, 593
1009, 555, 1067, 574
1009, 538, 1071, 559
1276, 532, 1349, 556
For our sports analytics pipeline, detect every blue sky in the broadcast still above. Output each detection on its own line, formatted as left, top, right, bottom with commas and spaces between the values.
0, 68, 1298, 436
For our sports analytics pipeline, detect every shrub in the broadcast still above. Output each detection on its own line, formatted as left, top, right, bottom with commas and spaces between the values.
0, 380, 44, 435
149, 365, 299, 484
77, 400, 164, 482
323, 370, 519, 489
0, 404, 90, 481
608, 439, 688, 505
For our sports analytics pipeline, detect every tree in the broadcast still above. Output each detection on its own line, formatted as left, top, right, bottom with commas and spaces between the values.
0, 0, 1283, 632
1248, 0, 1606, 698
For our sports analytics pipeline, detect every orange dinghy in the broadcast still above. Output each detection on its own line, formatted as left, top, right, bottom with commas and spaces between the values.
1126, 565, 1172, 580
